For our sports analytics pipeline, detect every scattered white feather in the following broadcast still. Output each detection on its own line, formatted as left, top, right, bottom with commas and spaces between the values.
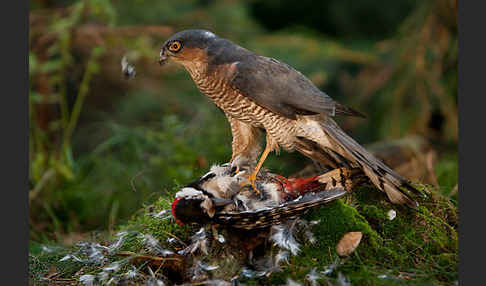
147, 266, 165, 286
107, 231, 128, 252
76, 241, 107, 264
59, 241, 115, 265
322, 257, 341, 276
306, 268, 322, 286
59, 254, 84, 263
146, 277, 165, 286
285, 278, 303, 286
79, 274, 95, 286
124, 266, 138, 279
275, 250, 289, 265
387, 209, 397, 221
377, 273, 401, 281
241, 268, 267, 278
196, 260, 220, 271
59, 254, 72, 262
121, 56, 136, 78
41, 245, 56, 253
90, 242, 110, 251
180, 228, 209, 255
198, 280, 231, 286
103, 261, 122, 272
97, 271, 109, 283
107, 277, 117, 285
140, 233, 174, 256
151, 209, 172, 219
217, 234, 226, 243
167, 237, 177, 244
336, 272, 352, 286
270, 224, 301, 255
87, 248, 105, 264
304, 230, 317, 244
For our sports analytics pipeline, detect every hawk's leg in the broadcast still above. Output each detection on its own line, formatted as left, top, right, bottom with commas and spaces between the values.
246, 142, 273, 194
226, 114, 262, 171
240, 135, 278, 195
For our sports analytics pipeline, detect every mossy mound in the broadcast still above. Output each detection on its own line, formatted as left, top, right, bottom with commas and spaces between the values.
29, 184, 457, 285
259, 184, 458, 285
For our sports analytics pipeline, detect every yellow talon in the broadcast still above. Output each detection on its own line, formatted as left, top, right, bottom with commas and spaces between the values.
239, 173, 260, 195
235, 137, 272, 195
237, 138, 273, 196
248, 173, 260, 195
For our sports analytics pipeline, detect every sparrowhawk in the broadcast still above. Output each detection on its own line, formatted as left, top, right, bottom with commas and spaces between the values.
158, 29, 418, 208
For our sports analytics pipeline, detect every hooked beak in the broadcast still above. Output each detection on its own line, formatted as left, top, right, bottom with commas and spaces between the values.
158, 49, 168, 66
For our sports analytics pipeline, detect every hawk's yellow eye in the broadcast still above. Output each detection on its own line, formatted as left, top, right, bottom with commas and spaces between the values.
168, 41, 182, 52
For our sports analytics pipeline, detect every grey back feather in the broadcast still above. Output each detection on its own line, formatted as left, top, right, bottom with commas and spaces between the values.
229, 56, 338, 120
203, 36, 360, 119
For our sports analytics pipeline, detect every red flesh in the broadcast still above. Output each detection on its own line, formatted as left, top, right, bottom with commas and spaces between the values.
275, 175, 323, 199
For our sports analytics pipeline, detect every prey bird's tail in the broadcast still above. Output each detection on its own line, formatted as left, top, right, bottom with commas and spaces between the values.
296, 118, 419, 208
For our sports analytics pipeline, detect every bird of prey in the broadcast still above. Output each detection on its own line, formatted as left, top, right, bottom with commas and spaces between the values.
158, 29, 418, 208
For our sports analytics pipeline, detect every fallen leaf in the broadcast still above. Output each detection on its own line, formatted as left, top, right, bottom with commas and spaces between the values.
336, 231, 363, 256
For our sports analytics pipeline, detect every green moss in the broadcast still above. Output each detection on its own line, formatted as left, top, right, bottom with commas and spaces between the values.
435, 153, 458, 198
242, 184, 457, 285
29, 183, 457, 285
29, 244, 88, 285
118, 191, 192, 252
257, 199, 381, 285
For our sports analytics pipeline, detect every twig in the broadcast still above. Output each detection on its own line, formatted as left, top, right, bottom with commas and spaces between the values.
115, 251, 183, 263
29, 168, 56, 202
61, 46, 104, 154
449, 184, 458, 196
160, 230, 188, 248
130, 169, 147, 192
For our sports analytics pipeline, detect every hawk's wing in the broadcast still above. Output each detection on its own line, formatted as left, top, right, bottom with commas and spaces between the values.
229, 56, 364, 120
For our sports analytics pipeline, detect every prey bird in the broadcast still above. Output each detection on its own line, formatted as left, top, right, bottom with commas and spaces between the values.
158, 29, 418, 208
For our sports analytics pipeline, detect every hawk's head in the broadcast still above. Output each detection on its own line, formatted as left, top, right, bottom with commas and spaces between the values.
159, 29, 219, 67
159, 29, 254, 73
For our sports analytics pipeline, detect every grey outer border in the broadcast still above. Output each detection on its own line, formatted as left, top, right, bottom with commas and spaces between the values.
2, 0, 29, 284
458, 0, 483, 285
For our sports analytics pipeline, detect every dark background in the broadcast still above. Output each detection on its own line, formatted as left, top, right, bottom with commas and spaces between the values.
28, 0, 457, 244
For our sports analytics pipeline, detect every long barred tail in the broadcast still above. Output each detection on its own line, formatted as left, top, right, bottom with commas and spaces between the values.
318, 119, 419, 208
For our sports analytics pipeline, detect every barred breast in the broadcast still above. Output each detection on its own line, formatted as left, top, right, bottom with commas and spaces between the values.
189, 69, 297, 151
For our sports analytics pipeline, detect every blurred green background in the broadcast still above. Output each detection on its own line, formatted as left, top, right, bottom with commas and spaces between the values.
29, 0, 457, 243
